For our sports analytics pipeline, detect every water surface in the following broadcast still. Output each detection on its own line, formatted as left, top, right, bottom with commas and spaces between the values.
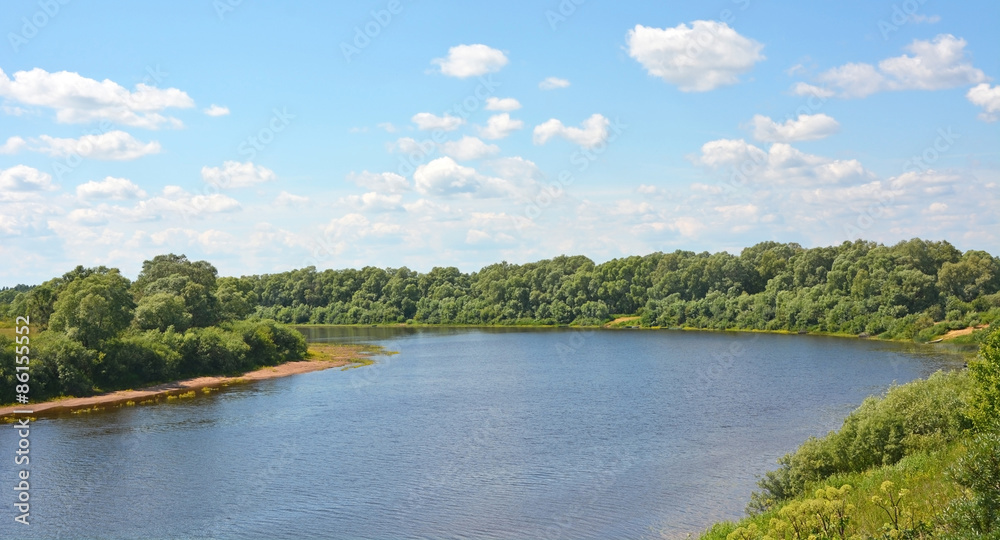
0, 328, 965, 539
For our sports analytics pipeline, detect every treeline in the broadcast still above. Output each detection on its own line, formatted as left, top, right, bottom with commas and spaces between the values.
0, 255, 306, 404
131, 238, 997, 341
702, 326, 1000, 539
2, 238, 998, 402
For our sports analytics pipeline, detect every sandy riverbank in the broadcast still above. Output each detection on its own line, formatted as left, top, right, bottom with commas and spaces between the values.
0, 343, 382, 420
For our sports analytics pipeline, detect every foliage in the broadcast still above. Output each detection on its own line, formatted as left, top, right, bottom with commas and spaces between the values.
0, 255, 307, 404
48, 269, 134, 348
940, 432, 1000, 538
968, 326, 1000, 432
3, 239, 999, 337
749, 371, 972, 514
183, 239, 1000, 337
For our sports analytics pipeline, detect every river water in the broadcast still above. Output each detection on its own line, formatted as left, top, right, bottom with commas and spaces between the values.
0, 328, 966, 539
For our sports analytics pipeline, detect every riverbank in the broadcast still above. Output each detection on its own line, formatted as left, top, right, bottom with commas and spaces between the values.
297, 321, 987, 347
0, 342, 385, 420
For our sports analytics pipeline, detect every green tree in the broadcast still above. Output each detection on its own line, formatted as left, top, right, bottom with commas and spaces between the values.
133, 292, 192, 332
49, 270, 134, 348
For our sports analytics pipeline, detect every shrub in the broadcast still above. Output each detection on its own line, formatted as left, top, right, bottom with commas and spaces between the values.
750, 370, 972, 513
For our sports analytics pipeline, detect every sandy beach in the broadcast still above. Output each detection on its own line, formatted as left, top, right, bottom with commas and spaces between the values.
0, 343, 380, 420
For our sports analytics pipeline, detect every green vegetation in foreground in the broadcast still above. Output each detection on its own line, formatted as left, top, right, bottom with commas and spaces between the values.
699, 326, 1000, 540
0, 255, 307, 405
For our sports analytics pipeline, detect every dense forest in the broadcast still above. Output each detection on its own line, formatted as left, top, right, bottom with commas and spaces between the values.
2, 238, 998, 404
12, 238, 991, 340
0, 255, 306, 404
210, 238, 999, 340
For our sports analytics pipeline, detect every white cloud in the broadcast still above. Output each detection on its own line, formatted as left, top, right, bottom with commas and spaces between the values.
431, 44, 508, 78
0, 136, 26, 154
637, 184, 664, 195
387, 137, 433, 157
888, 170, 963, 195
377, 122, 398, 133
203, 104, 230, 116
275, 191, 309, 206
808, 35, 987, 98
412, 112, 465, 131
479, 113, 524, 140
790, 82, 835, 98
485, 97, 522, 111
533, 114, 610, 148
967, 83, 1000, 122
35, 130, 161, 160
144, 187, 242, 217
439, 136, 500, 160
466, 229, 492, 244
147, 228, 239, 254
486, 156, 542, 185
68, 208, 109, 226
750, 113, 840, 142
694, 138, 873, 185
413, 156, 511, 197
201, 161, 276, 188
76, 177, 147, 200
0, 165, 57, 193
694, 138, 767, 169
341, 192, 403, 212
0, 67, 194, 129
539, 77, 570, 90
347, 171, 410, 193
625, 21, 765, 92
324, 213, 370, 237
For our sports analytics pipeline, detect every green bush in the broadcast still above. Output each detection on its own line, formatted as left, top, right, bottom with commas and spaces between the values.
750, 370, 972, 513
941, 431, 1000, 538
180, 326, 252, 376
969, 326, 1000, 432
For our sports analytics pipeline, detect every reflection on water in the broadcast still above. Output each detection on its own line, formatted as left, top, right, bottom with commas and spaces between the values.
0, 328, 965, 540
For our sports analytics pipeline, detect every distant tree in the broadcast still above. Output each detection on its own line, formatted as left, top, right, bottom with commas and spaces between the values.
133, 292, 192, 332
49, 270, 134, 348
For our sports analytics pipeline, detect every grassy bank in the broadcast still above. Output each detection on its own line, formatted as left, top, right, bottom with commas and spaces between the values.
696, 326, 1000, 539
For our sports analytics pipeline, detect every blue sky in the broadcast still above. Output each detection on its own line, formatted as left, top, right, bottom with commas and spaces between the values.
0, 0, 998, 285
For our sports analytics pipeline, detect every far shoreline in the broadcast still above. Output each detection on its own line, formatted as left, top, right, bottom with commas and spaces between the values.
0, 342, 385, 421
294, 321, 985, 346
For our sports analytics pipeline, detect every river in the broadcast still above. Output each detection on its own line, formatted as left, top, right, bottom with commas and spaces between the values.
0, 328, 966, 539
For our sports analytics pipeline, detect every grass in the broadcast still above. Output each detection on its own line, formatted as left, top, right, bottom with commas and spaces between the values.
697, 442, 968, 539
305, 342, 394, 364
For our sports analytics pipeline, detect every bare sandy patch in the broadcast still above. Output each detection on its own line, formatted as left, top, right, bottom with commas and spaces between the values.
938, 324, 990, 341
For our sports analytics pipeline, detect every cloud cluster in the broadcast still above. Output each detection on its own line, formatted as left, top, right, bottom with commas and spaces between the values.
750, 114, 840, 142
412, 112, 465, 131
967, 83, 1000, 122
431, 44, 508, 78
795, 35, 987, 98
626, 21, 765, 92
539, 77, 571, 90
479, 113, 524, 140
533, 114, 610, 148
37, 131, 161, 160
0, 68, 194, 129
201, 161, 276, 188
76, 177, 148, 200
